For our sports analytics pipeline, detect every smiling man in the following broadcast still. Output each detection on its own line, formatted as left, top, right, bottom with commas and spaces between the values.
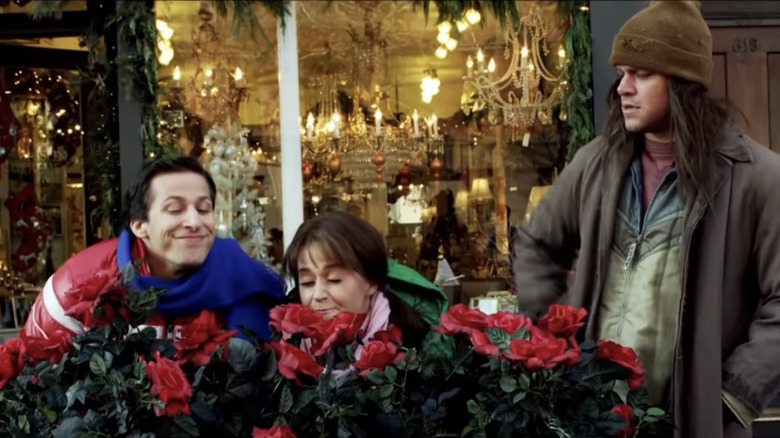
513, 2, 780, 438
22, 156, 284, 342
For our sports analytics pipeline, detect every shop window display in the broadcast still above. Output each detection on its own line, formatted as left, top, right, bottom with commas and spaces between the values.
0, 66, 86, 329
294, 1, 571, 301
156, 1, 283, 269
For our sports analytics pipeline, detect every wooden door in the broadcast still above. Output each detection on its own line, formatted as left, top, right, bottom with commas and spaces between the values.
710, 27, 780, 153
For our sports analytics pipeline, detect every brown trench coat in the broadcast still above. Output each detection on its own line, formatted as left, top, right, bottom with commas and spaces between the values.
514, 125, 780, 438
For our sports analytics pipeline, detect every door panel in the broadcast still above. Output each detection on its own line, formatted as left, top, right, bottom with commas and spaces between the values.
711, 27, 780, 152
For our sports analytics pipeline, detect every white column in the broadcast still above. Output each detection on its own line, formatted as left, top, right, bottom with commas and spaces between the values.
277, 3, 304, 251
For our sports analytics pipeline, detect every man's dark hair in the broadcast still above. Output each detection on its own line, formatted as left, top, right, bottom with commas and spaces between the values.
121, 156, 216, 230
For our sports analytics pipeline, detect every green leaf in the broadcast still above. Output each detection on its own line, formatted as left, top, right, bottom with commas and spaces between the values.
647, 407, 665, 417
228, 337, 257, 373
486, 327, 511, 351
89, 353, 107, 377
279, 385, 293, 413
174, 415, 200, 437
65, 381, 88, 409
367, 370, 385, 385
293, 388, 317, 413
512, 392, 526, 404
379, 384, 394, 399
17, 415, 30, 434
52, 417, 86, 438
384, 366, 397, 383
192, 366, 205, 387
499, 376, 517, 393
626, 387, 650, 409
511, 327, 531, 340
518, 374, 531, 391
466, 399, 482, 415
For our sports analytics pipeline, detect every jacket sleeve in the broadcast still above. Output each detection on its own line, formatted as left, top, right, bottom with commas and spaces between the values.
722, 147, 780, 417
513, 141, 596, 313
22, 269, 86, 338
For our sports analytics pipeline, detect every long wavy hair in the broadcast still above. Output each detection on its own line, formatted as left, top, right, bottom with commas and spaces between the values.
602, 76, 734, 201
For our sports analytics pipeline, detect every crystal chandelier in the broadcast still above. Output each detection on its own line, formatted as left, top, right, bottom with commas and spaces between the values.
462, 5, 566, 134
301, 6, 446, 196
167, 1, 249, 129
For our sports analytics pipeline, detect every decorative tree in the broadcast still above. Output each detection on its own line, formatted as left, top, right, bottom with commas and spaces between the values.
203, 123, 276, 269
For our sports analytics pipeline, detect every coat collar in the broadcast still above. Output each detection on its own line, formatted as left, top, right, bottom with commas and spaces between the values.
715, 124, 752, 164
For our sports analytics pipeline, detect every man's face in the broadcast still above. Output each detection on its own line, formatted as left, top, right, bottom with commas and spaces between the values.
130, 172, 216, 278
616, 66, 671, 142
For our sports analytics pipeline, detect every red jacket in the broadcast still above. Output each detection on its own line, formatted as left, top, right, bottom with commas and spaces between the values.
23, 238, 121, 338
22, 236, 270, 340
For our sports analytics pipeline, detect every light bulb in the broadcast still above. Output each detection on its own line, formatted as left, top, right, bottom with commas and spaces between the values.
446, 38, 458, 51
558, 47, 566, 58
437, 31, 450, 45
437, 21, 452, 34
456, 20, 469, 32
477, 49, 484, 62
173, 66, 181, 81
465, 9, 481, 25
521, 47, 529, 58
488, 58, 496, 73
435, 46, 448, 59
234, 67, 243, 81
466, 56, 474, 69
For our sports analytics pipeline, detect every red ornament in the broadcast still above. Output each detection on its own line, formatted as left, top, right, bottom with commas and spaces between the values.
328, 154, 342, 177
429, 158, 444, 181
371, 152, 386, 183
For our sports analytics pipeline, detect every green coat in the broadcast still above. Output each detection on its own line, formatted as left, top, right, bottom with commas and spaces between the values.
386, 259, 453, 359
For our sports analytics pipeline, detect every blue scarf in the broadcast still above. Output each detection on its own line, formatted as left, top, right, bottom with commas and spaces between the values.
116, 231, 285, 340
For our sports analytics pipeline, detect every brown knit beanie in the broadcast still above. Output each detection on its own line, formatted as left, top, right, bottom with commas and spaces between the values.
609, 1, 713, 89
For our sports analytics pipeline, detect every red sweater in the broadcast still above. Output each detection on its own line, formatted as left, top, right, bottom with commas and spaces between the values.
642, 139, 675, 213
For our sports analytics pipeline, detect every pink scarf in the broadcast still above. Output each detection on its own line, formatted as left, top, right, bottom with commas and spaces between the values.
352, 290, 392, 361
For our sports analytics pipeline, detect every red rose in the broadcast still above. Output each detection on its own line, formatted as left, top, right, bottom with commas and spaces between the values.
505, 336, 581, 371
65, 271, 125, 329
435, 304, 487, 336
271, 341, 324, 385
0, 338, 25, 389
309, 312, 366, 356
610, 404, 635, 437
21, 330, 74, 365
146, 351, 193, 417
469, 330, 500, 356
253, 425, 297, 438
538, 304, 587, 338
485, 312, 532, 336
373, 325, 403, 345
174, 310, 237, 366
596, 340, 646, 390
353, 340, 404, 376
269, 304, 323, 337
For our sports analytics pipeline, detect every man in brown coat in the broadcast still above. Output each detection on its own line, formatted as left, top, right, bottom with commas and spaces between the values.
514, 2, 780, 438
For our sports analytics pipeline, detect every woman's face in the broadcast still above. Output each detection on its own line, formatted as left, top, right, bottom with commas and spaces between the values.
297, 243, 376, 320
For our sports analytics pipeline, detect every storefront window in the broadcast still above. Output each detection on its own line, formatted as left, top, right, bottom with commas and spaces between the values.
156, 1, 284, 269
295, 1, 570, 303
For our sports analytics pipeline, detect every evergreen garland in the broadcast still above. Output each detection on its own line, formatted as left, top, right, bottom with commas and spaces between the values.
558, 0, 595, 160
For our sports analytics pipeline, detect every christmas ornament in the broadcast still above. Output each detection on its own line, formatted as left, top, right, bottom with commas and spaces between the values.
328, 153, 342, 177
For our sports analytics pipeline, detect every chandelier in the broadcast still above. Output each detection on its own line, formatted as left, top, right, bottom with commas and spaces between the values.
462, 5, 566, 135
167, 1, 250, 129
301, 6, 445, 197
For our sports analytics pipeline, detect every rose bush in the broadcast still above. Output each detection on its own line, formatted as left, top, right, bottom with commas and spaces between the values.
0, 270, 670, 438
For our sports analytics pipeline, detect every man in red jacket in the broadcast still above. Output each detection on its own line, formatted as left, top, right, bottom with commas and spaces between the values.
22, 156, 284, 341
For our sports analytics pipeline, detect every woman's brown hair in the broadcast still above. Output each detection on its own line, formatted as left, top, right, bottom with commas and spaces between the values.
603, 75, 733, 202
283, 211, 429, 348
